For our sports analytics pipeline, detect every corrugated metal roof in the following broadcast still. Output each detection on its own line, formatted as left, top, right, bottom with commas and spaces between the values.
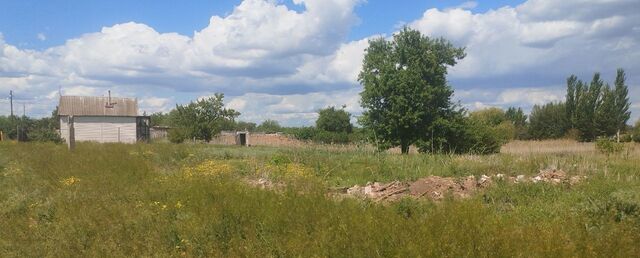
58, 96, 138, 116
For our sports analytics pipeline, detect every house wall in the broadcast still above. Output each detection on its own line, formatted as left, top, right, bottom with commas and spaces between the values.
60, 116, 137, 143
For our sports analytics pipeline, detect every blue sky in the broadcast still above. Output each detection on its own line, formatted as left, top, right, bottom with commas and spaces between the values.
0, 0, 638, 125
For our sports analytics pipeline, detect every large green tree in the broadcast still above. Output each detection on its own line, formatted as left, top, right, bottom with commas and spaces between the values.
595, 84, 617, 137
316, 106, 352, 133
574, 73, 603, 141
505, 106, 528, 139
256, 119, 282, 133
528, 102, 569, 139
565, 75, 578, 128
170, 94, 239, 142
358, 27, 465, 154
613, 68, 631, 140
565, 69, 632, 141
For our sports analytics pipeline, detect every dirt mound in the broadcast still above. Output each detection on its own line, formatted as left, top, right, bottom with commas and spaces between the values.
346, 181, 409, 202
341, 169, 587, 202
344, 175, 493, 202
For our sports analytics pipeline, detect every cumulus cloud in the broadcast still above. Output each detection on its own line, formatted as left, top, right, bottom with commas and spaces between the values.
410, 0, 640, 82
0, 0, 363, 117
225, 88, 362, 126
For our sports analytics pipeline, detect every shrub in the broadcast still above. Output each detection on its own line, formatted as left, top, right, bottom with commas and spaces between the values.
619, 134, 633, 143
316, 106, 352, 133
595, 137, 624, 154
168, 128, 188, 143
27, 128, 63, 144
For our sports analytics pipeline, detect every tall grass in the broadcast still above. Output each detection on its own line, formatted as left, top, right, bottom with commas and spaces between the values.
1, 142, 639, 257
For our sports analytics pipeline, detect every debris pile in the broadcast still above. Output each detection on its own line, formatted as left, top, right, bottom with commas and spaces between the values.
344, 175, 494, 202
244, 168, 587, 203
340, 168, 587, 202
346, 181, 409, 202
532, 168, 566, 184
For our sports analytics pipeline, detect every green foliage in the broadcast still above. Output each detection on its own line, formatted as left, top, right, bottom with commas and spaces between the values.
505, 107, 528, 139
595, 138, 624, 155
0, 107, 61, 143
316, 106, 352, 133
417, 112, 503, 154
614, 69, 631, 135
595, 85, 618, 137
149, 112, 171, 127
233, 121, 257, 132
168, 128, 188, 143
469, 107, 506, 126
358, 27, 465, 154
528, 102, 569, 140
565, 69, 632, 141
256, 119, 282, 133
170, 94, 239, 142
633, 120, 640, 143
285, 126, 368, 144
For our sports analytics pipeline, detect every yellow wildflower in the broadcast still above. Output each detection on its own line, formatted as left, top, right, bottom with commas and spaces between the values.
285, 163, 313, 178
182, 160, 234, 177
175, 201, 183, 209
60, 176, 80, 186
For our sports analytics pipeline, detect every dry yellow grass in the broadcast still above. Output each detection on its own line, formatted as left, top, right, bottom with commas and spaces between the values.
501, 140, 596, 154
501, 139, 640, 156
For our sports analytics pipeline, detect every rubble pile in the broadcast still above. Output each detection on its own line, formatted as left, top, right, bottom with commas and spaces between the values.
340, 168, 587, 202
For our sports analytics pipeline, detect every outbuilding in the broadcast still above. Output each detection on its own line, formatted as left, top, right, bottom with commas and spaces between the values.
58, 95, 150, 144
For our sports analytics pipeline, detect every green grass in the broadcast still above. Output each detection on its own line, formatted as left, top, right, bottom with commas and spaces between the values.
1, 142, 639, 257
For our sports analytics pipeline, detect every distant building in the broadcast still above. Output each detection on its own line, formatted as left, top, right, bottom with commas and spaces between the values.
58, 95, 150, 144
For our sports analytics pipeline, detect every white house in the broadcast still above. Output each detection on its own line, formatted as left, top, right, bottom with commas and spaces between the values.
58, 95, 149, 144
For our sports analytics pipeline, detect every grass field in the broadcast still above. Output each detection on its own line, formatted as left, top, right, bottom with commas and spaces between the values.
1, 141, 640, 257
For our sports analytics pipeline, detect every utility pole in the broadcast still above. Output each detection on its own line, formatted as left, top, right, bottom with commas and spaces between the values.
9, 90, 13, 117
23, 103, 26, 117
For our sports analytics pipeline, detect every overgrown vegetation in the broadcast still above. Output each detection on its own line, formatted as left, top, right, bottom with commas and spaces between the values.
2, 142, 640, 256
0, 108, 62, 143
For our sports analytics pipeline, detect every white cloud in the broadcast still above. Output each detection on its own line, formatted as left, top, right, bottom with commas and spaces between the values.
139, 97, 172, 114
37, 33, 46, 41
497, 87, 564, 105
410, 0, 640, 80
226, 88, 362, 126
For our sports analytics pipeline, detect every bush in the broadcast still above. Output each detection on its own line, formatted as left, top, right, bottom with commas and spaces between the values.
168, 128, 188, 143
28, 128, 63, 144
417, 115, 502, 155
494, 121, 516, 142
595, 137, 624, 154
312, 130, 350, 144
633, 120, 640, 143
316, 106, 352, 133
619, 134, 633, 143
463, 119, 503, 154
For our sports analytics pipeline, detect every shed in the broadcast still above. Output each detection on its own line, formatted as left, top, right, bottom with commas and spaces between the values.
58, 95, 149, 144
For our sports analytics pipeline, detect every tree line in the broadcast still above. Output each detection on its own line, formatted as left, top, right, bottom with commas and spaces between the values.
528, 69, 632, 142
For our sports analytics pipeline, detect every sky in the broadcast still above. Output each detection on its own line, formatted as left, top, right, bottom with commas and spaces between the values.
1, 0, 639, 126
